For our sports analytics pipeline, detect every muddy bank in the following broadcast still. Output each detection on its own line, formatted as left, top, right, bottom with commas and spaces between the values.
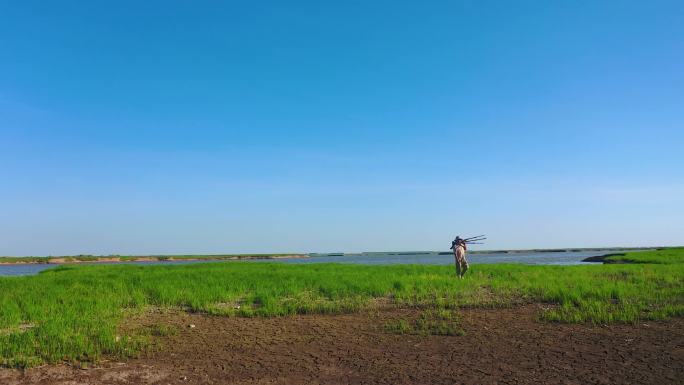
1, 305, 682, 385
581, 253, 626, 263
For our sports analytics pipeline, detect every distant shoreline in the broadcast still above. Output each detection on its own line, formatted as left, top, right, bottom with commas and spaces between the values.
0, 247, 672, 265
0, 254, 310, 265
317, 247, 661, 257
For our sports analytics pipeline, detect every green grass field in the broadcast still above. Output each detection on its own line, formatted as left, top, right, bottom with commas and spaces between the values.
1, 248, 683, 368
604, 248, 684, 264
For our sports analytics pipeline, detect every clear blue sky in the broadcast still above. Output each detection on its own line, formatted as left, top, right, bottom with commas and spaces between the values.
1, 1, 683, 255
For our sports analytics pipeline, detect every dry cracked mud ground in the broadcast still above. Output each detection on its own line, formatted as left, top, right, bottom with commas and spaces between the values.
1, 305, 682, 385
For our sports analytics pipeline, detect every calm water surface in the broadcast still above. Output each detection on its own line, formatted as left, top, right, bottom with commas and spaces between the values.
0, 250, 623, 277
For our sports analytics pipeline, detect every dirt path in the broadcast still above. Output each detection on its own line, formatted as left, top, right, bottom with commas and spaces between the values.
1, 305, 682, 385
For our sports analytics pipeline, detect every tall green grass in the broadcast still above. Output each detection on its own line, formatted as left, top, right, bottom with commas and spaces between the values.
0, 248, 683, 367
605, 247, 684, 264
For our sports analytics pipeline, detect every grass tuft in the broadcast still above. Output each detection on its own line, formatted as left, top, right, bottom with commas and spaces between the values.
385, 309, 464, 336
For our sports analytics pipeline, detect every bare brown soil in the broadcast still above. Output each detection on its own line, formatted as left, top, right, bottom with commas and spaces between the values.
1, 305, 682, 385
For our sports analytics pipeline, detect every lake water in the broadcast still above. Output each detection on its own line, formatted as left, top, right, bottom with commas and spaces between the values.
0, 250, 621, 277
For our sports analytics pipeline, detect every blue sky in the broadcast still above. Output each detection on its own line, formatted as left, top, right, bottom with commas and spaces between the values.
1, 1, 683, 255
